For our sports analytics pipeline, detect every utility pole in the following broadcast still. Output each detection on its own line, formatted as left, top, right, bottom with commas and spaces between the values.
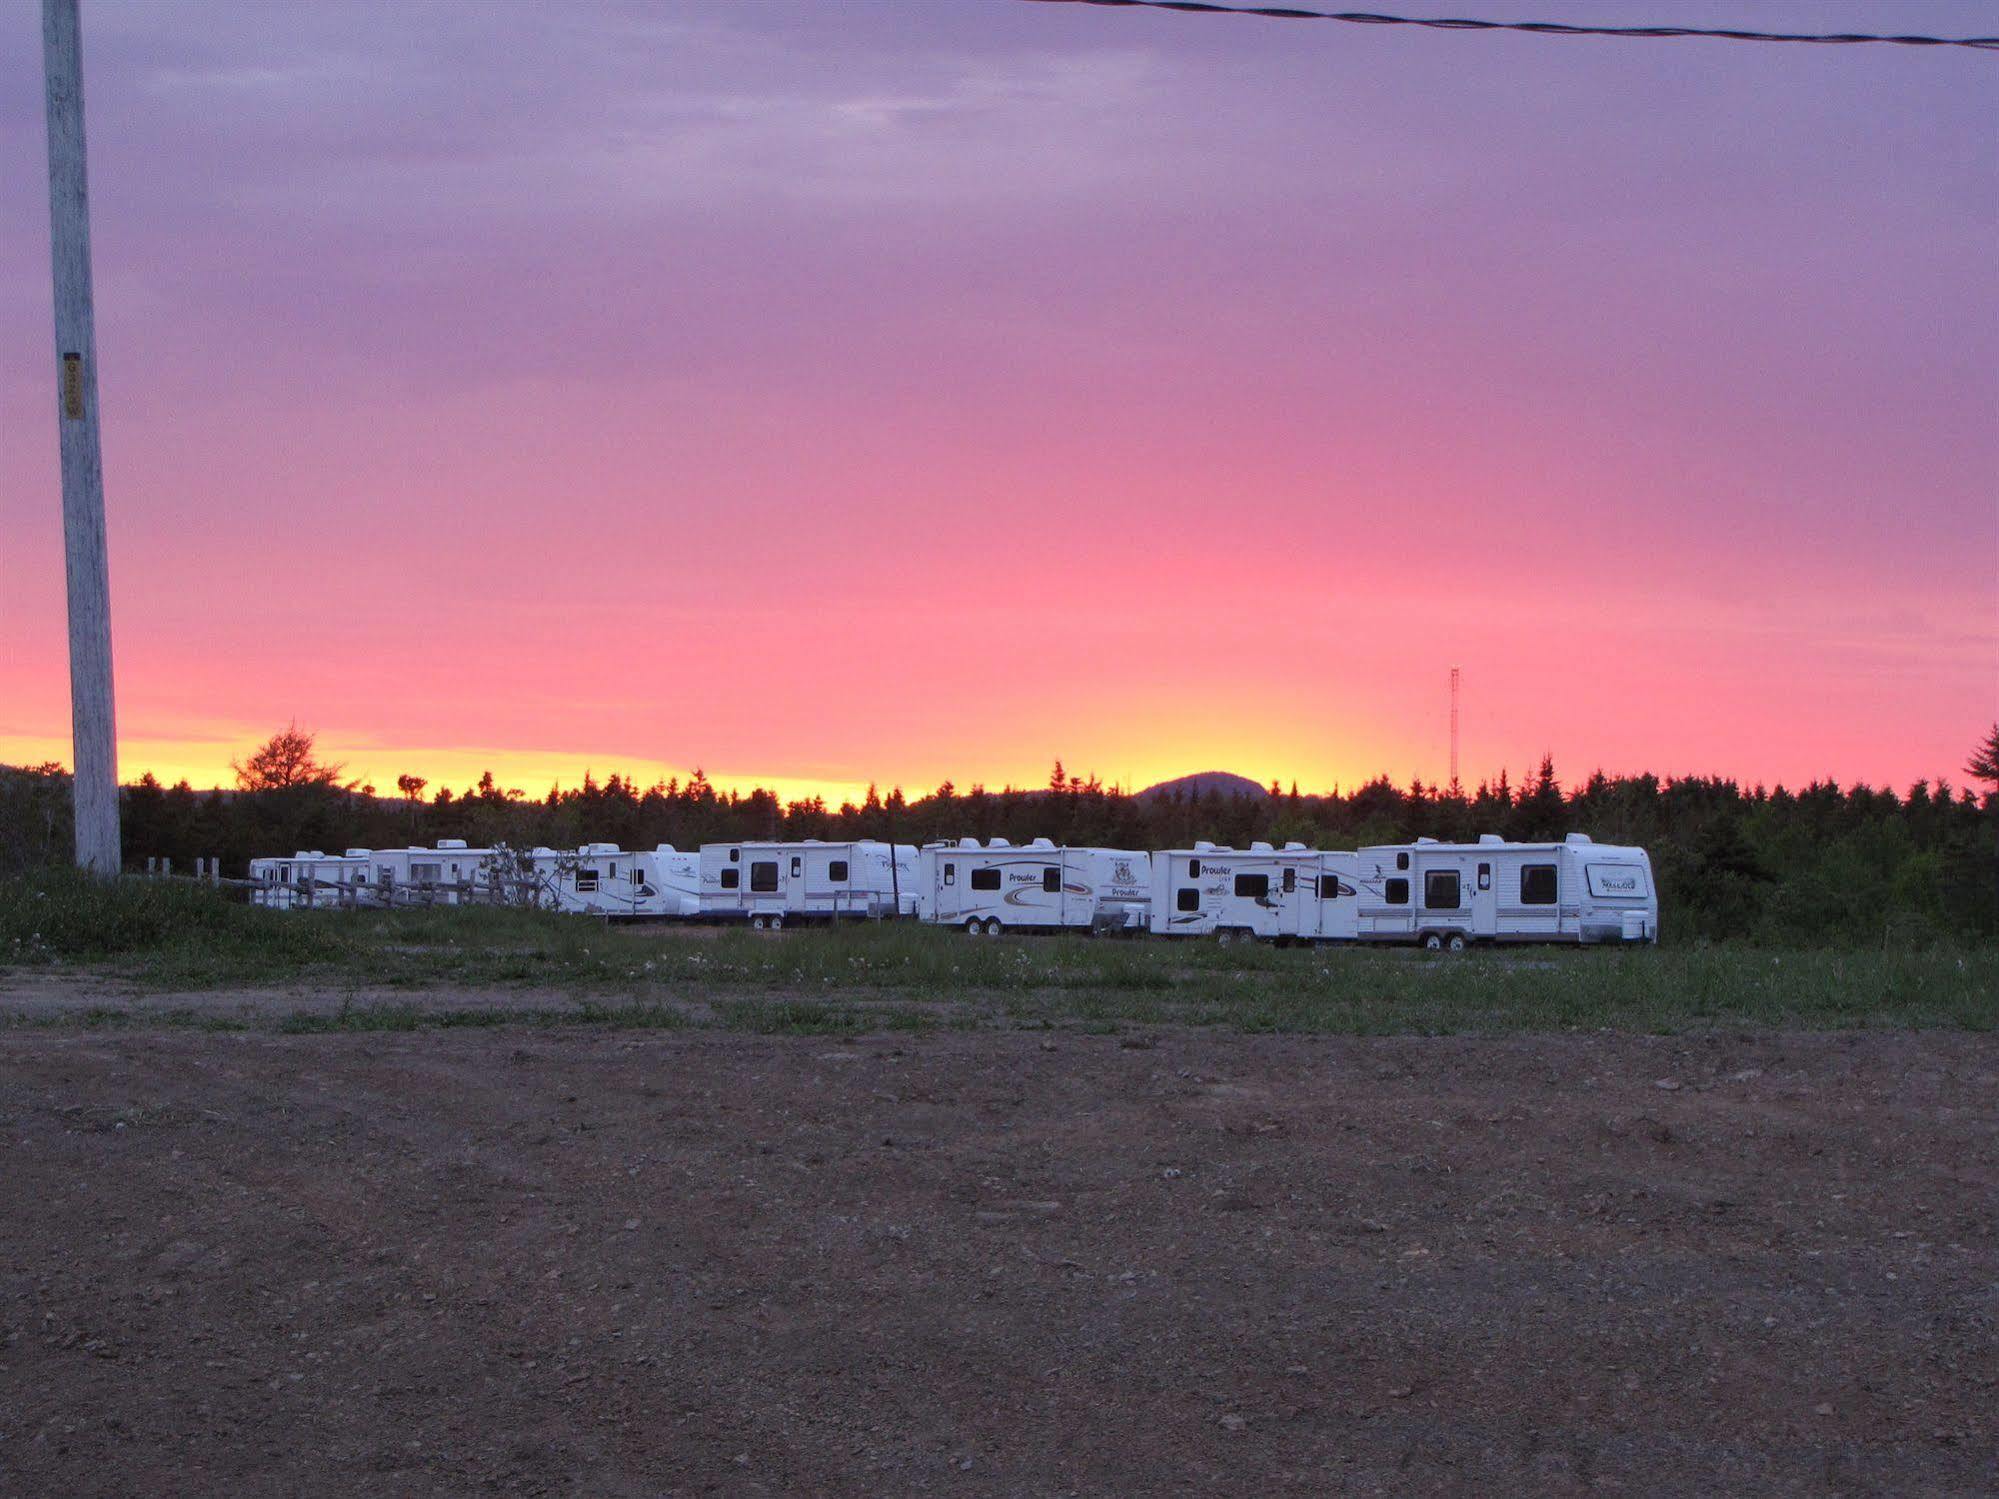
43, 0, 120, 876
1448, 666, 1460, 795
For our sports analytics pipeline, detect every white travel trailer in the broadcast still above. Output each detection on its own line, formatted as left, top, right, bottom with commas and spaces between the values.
528, 843, 701, 918
357, 840, 497, 906
248, 849, 372, 909
1149, 841, 1360, 943
700, 840, 917, 928
1347, 834, 1658, 949
915, 839, 1151, 935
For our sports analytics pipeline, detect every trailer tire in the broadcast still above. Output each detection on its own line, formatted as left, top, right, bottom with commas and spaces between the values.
1445, 933, 1467, 953
964, 919, 983, 937
750, 914, 768, 932
1421, 932, 1444, 952
768, 913, 784, 931
985, 918, 1003, 937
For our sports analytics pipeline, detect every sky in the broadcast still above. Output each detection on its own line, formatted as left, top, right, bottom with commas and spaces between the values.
1, 1, 1993, 804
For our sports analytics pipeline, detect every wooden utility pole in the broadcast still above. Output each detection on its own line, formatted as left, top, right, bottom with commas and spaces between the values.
43, 0, 120, 875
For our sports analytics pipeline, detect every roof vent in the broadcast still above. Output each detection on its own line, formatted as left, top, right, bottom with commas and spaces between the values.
344, 848, 370, 858
437, 838, 469, 851
1415, 836, 1439, 845
1193, 840, 1216, 853
1250, 841, 1273, 852
655, 843, 677, 853
585, 842, 620, 855
1478, 834, 1505, 845
988, 837, 1011, 848
958, 837, 979, 849
1283, 841, 1307, 851
1565, 832, 1593, 845
1028, 836, 1055, 849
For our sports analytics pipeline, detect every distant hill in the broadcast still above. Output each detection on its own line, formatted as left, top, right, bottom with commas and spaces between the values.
1135, 771, 1269, 802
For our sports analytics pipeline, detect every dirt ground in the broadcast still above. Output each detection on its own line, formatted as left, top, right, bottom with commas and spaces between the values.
0, 1018, 1993, 1496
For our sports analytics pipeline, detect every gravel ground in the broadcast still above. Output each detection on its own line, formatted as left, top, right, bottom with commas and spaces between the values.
0, 1020, 1994, 1496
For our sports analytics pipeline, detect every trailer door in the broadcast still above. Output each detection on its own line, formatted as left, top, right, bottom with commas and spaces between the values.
1279, 859, 1312, 939
1471, 857, 1498, 938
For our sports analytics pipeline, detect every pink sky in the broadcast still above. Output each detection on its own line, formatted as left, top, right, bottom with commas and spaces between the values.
1, 1, 1993, 801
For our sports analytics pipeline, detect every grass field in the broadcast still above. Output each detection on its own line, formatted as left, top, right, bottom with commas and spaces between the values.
2, 869, 1993, 1034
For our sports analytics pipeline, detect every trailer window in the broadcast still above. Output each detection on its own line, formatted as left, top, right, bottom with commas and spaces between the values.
278, 864, 291, 883
1424, 870, 1461, 910
631, 867, 642, 885
1319, 875, 1340, 899
829, 860, 849, 882
1585, 864, 1649, 899
1282, 867, 1296, 893
1234, 873, 1269, 899
1520, 864, 1557, 905
971, 868, 1002, 892
1177, 887, 1200, 912
728, 848, 740, 862
942, 862, 955, 887
719, 868, 739, 890
1385, 878, 1409, 905
1396, 852, 1410, 871
790, 856, 801, 877
576, 869, 599, 893
1477, 862, 1491, 890
750, 861, 779, 893
607, 862, 617, 879
1188, 859, 1201, 878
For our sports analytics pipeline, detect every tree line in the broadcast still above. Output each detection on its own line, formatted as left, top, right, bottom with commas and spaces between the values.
4, 724, 1997, 946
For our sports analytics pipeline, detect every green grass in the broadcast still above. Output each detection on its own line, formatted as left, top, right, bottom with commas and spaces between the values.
2, 869, 1995, 1035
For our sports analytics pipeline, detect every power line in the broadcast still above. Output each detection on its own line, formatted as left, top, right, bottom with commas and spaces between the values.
1018, 0, 1999, 51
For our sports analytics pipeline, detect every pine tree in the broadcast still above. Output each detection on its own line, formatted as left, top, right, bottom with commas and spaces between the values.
1967, 724, 1999, 793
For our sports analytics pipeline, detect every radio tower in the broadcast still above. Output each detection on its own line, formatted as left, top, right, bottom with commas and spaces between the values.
1448, 666, 1461, 795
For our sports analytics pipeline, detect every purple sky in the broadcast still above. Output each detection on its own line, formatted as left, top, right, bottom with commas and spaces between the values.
1, 2, 1993, 797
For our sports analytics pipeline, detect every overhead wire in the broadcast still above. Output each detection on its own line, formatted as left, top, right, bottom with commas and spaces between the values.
1018, 0, 1999, 52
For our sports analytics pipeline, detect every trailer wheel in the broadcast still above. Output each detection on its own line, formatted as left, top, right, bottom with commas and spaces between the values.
750, 914, 768, 932
1421, 932, 1444, 952
985, 917, 1004, 937
964, 918, 983, 937
768, 913, 784, 931
1445, 933, 1467, 953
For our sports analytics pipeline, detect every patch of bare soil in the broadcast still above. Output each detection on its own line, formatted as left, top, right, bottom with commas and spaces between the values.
0, 1023, 1993, 1495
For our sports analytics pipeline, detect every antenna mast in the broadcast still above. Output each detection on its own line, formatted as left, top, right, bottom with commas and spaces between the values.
1449, 666, 1460, 794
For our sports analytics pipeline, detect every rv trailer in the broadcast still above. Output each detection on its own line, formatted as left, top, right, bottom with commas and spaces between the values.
356, 841, 498, 906
915, 839, 1151, 935
1347, 833, 1657, 948
529, 843, 701, 918
700, 840, 917, 927
248, 849, 372, 909
1149, 841, 1359, 943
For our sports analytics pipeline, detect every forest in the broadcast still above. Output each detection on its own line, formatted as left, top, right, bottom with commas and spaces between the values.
4, 726, 1997, 947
